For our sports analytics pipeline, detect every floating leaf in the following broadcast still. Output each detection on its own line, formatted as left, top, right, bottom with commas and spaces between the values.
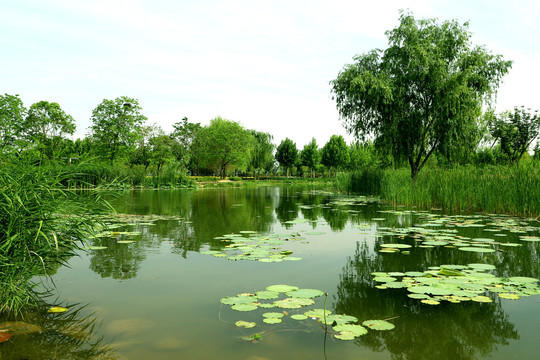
362, 320, 395, 331
235, 321, 256, 328
333, 324, 367, 337
266, 285, 299, 293
304, 309, 332, 318
467, 263, 496, 271
231, 304, 258, 311
381, 244, 412, 249
221, 296, 258, 305
263, 312, 284, 318
255, 291, 279, 300
263, 318, 282, 324
290, 314, 308, 320
320, 314, 358, 325
458, 247, 496, 253
286, 289, 325, 299
334, 331, 356, 340
498, 293, 520, 300
274, 298, 314, 309
421, 299, 440, 305
471, 296, 493, 303
47, 306, 68, 313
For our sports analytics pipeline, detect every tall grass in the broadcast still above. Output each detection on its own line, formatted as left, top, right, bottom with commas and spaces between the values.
0, 164, 108, 315
336, 163, 540, 217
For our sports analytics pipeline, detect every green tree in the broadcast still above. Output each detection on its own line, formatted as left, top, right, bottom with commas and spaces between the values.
275, 138, 298, 177
90, 97, 147, 165
489, 106, 540, 165
249, 130, 275, 179
149, 134, 176, 173
348, 140, 380, 170
0, 94, 27, 159
26, 101, 76, 162
321, 135, 350, 175
171, 117, 202, 171
330, 11, 512, 179
300, 138, 321, 177
196, 117, 253, 178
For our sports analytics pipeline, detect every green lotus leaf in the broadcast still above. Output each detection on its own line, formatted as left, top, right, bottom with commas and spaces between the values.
263, 312, 284, 318
116, 240, 135, 244
458, 247, 496, 253
362, 320, 395, 331
286, 289, 325, 299
235, 321, 256, 328
258, 258, 283, 263
371, 272, 389, 277
405, 271, 425, 277
388, 272, 406, 277
290, 314, 308, 320
498, 293, 520, 300
255, 291, 279, 300
472, 238, 495, 243
266, 285, 299, 293
471, 296, 493, 303
421, 299, 440, 305
332, 324, 367, 337
220, 296, 258, 305
379, 248, 399, 253
304, 309, 332, 318
231, 304, 258, 311
373, 276, 397, 283
283, 257, 303, 261
518, 236, 540, 242
320, 314, 358, 325
334, 331, 356, 340
381, 243, 412, 249
263, 318, 282, 324
257, 303, 275, 309
274, 298, 314, 309
507, 276, 538, 284
498, 243, 522, 247
408, 293, 430, 299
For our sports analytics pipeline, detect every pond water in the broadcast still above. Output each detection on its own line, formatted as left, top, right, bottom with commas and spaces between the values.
1, 186, 539, 360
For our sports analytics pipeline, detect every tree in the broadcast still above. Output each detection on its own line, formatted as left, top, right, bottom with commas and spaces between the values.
196, 117, 253, 178
26, 101, 76, 162
249, 130, 275, 179
348, 140, 380, 170
90, 97, 147, 165
321, 135, 349, 175
275, 138, 298, 177
489, 106, 540, 165
0, 94, 27, 158
330, 11, 512, 179
149, 134, 176, 173
171, 117, 202, 170
300, 138, 320, 177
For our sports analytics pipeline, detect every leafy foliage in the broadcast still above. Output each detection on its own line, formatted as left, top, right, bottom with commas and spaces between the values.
300, 138, 320, 177
331, 11, 512, 179
275, 138, 298, 177
0, 93, 27, 157
90, 97, 147, 164
321, 135, 349, 174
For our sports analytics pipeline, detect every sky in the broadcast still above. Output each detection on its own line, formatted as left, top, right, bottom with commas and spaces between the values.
1, 0, 539, 148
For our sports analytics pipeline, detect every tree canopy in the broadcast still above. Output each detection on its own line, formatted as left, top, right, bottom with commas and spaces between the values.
195, 117, 253, 178
0, 94, 26, 157
330, 11, 512, 179
321, 135, 349, 174
300, 138, 321, 177
489, 106, 540, 165
90, 96, 147, 164
275, 138, 298, 177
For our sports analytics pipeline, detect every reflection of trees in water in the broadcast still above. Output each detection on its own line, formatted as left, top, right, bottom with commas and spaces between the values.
0, 299, 116, 359
89, 239, 146, 280
275, 186, 300, 227
333, 241, 520, 360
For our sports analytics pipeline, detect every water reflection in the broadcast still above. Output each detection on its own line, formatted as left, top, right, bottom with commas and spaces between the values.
0, 299, 116, 360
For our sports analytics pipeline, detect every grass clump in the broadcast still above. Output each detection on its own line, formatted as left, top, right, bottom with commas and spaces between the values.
0, 164, 108, 315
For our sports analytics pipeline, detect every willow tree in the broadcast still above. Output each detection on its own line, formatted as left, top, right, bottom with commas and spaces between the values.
331, 11, 512, 179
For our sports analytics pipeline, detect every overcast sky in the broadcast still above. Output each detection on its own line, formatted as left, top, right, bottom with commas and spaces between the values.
2, 0, 539, 148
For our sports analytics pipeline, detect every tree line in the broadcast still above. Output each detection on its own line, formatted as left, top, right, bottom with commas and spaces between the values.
1, 12, 539, 180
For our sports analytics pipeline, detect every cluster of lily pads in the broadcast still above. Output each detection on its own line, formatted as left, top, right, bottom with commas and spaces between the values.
370, 211, 540, 254
372, 264, 540, 305
201, 232, 308, 262
84, 213, 184, 249
220, 284, 395, 341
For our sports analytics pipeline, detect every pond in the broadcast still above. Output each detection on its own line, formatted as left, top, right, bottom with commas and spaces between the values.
1, 186, 539, 359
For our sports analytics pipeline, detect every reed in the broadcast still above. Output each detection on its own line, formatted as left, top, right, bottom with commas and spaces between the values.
336, 163, 540, 217
0, 164, 107, 315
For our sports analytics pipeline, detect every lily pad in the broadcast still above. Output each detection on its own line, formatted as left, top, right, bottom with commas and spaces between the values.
231, 304, 258, 311
235, 321, 256, 328
290, 314, 308, 320
266, 285, 299, 293
421, 299, 440, 305
47, 306, 68, 313
471, 296, 493, 303
498, 293, 520, 300
221, 296, 258, 305
321, 314, 358, 325
458, 247, 496, 253
333, 324, 368, 337
263, 317, 282, 324
334, 331, 356, 340
286, 289, 325, 299
362, 320, 395, 331
255, 291, 279, 300
274, 298, 314, 309
381, 243, 412, 249
304, 309, 332, 318
263, 312, 285, 318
